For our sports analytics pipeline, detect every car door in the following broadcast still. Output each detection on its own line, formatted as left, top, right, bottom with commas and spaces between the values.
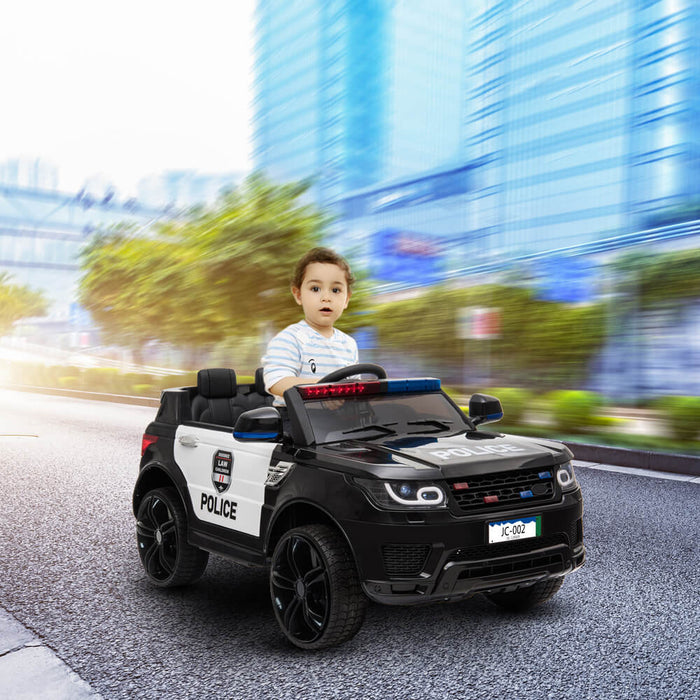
174, 424, 278, 538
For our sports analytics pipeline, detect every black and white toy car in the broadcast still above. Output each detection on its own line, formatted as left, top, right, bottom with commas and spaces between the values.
134, 364, 585, 649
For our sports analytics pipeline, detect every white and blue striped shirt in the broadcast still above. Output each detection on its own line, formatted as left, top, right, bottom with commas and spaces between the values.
262, 320, 359, 404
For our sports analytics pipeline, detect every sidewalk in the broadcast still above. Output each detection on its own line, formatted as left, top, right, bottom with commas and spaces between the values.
0, 606, 100, 699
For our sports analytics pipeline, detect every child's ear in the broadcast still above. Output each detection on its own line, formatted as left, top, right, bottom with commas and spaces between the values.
343, 289, 351, 308
291, 286, 302, 305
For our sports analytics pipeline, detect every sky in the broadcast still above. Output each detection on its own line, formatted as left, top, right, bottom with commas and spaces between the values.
0, 0, 255, 197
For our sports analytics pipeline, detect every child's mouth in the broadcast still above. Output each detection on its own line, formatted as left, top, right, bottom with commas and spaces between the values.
320, 307, 332, 313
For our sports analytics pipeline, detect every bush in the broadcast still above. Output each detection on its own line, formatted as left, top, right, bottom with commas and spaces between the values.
658, 396, 700, 441
83, 367, 122, 393
548, 390, 604, 434
131, 383, 156, 397
120, 372, 155, 395
58, 376, 80, 389
490, 387, 533, 425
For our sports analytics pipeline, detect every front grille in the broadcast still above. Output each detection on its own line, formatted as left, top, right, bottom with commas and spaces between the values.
452, 534, 569, 580
382, 544, 431, 578
454, 533, 567, 561
448, 466, 556, 513
571, 518, 583, 547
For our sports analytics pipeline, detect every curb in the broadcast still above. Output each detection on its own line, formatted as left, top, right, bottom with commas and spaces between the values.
0, 606, 100, 699
563, 441, 700, 477
3, 384, 700, 476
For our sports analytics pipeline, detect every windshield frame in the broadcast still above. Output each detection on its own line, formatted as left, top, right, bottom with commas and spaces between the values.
286, 387, 470, 446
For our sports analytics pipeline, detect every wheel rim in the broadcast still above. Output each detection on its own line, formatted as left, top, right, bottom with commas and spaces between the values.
271, 534, 330, 643
136, 494, 178, 582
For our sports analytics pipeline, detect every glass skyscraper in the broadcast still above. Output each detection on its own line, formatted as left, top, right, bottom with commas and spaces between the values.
469, 0, 700, 258
253, 0, 389, 205
252, 0, 700, 282
253, 0, 467, 205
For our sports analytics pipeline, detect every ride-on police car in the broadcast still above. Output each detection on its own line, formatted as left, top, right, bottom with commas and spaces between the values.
134, 364, 585, 649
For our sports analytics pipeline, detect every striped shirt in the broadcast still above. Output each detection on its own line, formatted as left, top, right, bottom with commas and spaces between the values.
262, 320, 359, 405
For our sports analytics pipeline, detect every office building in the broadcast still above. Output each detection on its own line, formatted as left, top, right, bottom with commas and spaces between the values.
253, 0, 467, 206
468, 0, 700, 258
253, 0, 700, 287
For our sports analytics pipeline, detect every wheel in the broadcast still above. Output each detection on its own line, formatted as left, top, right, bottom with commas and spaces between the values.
136, 487, 209, 587
270, 524, 368, 649
484, 577, 565, 611
318, 363, 387, 383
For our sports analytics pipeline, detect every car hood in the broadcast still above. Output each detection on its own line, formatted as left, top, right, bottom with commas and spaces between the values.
316, 431, 572, 479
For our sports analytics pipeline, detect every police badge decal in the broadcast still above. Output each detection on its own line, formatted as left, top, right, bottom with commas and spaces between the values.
212, 450, 233, 493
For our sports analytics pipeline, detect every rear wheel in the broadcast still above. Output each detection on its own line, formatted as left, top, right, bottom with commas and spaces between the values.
270, 524, 367, 649
136, 487, 208, 587
484, 577, 565, 611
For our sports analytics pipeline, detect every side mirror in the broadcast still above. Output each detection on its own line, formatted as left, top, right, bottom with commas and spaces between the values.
469, 393, 503, 426
233, 406, 282, 441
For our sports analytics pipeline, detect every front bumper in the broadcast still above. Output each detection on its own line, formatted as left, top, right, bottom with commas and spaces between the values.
344, 490, 585, 606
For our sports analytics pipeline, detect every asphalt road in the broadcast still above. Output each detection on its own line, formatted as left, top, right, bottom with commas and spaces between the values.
0, 389, 698, 699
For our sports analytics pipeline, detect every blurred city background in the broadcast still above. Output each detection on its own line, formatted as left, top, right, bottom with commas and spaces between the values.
1, 0, 699, 450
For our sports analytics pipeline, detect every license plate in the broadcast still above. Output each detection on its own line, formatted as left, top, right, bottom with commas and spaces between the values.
488, 516, 541, 544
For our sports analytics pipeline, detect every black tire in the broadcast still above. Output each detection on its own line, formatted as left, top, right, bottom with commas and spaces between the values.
270, 524, 368, 650
484, 577, 565, 611
136, 487, 209, 588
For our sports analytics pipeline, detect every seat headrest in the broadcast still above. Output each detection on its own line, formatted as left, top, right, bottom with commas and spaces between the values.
254, 367, 268, 395
197, 368, 237, 398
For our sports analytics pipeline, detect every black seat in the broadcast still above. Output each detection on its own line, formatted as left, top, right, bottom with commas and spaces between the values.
191, 368, 243, 426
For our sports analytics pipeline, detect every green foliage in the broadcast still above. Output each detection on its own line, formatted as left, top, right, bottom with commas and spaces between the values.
0, 273, 48, 337
372, 284, 605, 387
490, 387, 533, 425
58, 376, 80, 389
78, 173, 362, 357
83, 367, 122, 393
657, 396, 700, 441
132, 384, 155, 396
548, 390, 604, 434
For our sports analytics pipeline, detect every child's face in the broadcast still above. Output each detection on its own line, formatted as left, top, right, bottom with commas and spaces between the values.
292, 262, 350, 335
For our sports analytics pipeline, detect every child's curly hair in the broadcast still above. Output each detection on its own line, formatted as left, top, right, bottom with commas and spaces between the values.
291, 247, 355, 290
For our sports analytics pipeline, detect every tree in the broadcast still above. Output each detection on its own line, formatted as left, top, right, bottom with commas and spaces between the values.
79, 227, 226, 364
372, 284, 605, 387
0, 273, 47, 337
78, 174, 366, 362
186, 173, 334, 328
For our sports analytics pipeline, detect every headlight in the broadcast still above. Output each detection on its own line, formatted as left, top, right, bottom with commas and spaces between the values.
556, 461, 578, 491
354, 478, 446, 509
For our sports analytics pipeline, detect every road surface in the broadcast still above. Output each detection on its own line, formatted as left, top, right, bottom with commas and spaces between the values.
0, 389, 697, 699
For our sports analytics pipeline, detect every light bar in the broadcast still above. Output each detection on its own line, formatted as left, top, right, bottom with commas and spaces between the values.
296, 377, 441, 400
297, 381, 381, 399
386, 379, 441, 393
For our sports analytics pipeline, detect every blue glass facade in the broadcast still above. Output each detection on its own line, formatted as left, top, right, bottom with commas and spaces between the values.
253, 0, 700, 287
253, 0, 388, 203
469, 0, 700, 258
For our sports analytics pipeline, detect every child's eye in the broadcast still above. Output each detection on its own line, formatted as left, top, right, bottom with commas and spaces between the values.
310, 286, 320, 292
332, 287, 342, 294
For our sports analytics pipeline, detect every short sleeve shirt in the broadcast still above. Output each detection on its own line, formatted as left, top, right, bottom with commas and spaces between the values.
262, 320, 359, 405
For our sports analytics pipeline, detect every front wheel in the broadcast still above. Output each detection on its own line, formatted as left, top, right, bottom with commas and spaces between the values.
484, 577, 565, 611
270, 524, 367, 649
136, 487, 209, 587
